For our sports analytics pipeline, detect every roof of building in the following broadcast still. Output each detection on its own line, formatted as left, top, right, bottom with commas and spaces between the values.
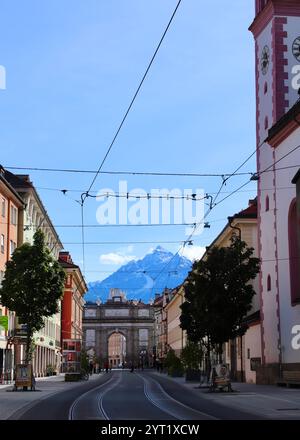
153, 294, 163, 306
267, 99, 300, 144
203, 199, 257, 259
231, 198, 257, 220
0, 166, 26, 205
3, 169, 33, 189
58, 254, 88, 293
58, 258, 80, 270
3, 167, 62, 247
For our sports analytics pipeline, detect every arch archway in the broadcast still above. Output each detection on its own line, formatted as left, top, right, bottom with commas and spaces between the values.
107, 331, 126, 368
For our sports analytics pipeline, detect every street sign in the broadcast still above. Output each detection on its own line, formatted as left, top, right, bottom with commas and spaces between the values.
14, 328, 27, 338
0, 316, 8, 331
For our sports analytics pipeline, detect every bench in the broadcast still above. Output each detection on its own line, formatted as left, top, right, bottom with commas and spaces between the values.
277, 371, 300, 388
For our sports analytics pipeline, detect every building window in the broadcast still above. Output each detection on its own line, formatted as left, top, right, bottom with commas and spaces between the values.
0, 271, 4, 287
264, 82, 268, 94
0, 234, 4, 254
288, 199, 300, 305
266, 195, 269, 212
10, 206, 17, 226
267, 275, 271, 292
10, 240, 16, 256
1, 198, 5, 217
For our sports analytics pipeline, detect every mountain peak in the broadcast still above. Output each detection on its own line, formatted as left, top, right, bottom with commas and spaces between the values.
86, 246, 192, 304
154, 245, 166, 252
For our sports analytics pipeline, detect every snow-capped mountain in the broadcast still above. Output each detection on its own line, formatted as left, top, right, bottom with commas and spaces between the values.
85, 246, 192, 304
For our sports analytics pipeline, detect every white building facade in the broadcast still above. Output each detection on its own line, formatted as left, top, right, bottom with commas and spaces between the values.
249, 0, 300, 383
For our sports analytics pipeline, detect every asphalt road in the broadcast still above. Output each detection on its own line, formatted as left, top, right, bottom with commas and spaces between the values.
14, 371, 264, 420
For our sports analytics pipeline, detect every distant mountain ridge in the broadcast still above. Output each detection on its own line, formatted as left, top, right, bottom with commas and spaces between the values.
85, 246, 192, 304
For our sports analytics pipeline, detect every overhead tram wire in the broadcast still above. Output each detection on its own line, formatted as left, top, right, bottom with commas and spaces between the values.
215, 143, 300, 207
3, 165, 253, 178
78, 0, 183, 274
5, 162, 300, 180
0, 219, 226, 228
212, 138, 266, 206
32, 183, 297, 196
73, 141, 300, 280
1, 221, 200, 229
81, 0, 184, 203
69, 141, 300, 292
149, 194, 215, 294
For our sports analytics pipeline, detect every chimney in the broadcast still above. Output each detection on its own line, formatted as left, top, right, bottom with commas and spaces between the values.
59, 251, 72, 263
248, 198, 257, 207
16, 174, 31, 183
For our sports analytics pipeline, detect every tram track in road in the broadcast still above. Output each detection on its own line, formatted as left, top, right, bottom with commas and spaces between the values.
14, 373, 117, 420
145, 371, 266, 420
69, 372, 122, 420
136, 372, 217, 420
15, 369, 262, 420
97, 373, 123, 420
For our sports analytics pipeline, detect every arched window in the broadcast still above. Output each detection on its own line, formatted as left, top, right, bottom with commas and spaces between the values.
266, 195, 269, 212
288, 199, 300, 305
267, 275, 271, 292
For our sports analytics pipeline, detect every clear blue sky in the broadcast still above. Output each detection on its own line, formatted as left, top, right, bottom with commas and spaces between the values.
0, 1, 257, 283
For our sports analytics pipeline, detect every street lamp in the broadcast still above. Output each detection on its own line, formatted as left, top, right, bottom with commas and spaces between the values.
140, 349, 147, 369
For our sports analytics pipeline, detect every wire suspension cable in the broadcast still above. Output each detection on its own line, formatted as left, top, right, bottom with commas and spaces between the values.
82, 0, 183, 201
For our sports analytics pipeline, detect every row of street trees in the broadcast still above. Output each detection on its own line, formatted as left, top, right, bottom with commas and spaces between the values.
180, 236, 260, 376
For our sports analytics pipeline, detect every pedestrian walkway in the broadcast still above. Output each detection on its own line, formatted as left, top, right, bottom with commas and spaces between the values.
150, 371, 300, 420
0, 373, 66, 390
0, 373, 103, 420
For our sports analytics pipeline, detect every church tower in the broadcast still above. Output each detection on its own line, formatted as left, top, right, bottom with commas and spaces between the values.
250, 0, 300, 144
249, 1, 300, 374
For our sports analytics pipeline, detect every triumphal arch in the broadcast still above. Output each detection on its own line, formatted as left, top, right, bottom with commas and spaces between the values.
83, 290, 155, 367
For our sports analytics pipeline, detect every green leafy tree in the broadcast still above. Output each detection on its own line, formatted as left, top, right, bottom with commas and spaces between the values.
165, 348, 184, 376
180, 236, 260, 369
80, 350, 90, 374
0, 229, 66, 363
181, 341, 203, 371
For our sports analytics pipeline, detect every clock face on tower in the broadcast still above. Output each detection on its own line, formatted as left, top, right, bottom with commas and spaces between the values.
292, 37, 300, 62
261, 45, 270, 75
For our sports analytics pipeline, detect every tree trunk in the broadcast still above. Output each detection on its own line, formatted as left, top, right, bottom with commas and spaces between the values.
23, 326, 32, 391
218, 343, 223, 363
25, 326, 32, 365
206, 338, 211, 383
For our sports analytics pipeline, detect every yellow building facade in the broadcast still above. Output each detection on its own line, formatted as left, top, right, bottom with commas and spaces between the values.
203, 199, 261, 383
165, 285, 187, 358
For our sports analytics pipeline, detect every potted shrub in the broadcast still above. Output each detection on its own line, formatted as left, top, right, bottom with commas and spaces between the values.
181, 342, 203, 382
46, 365, 54, 376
